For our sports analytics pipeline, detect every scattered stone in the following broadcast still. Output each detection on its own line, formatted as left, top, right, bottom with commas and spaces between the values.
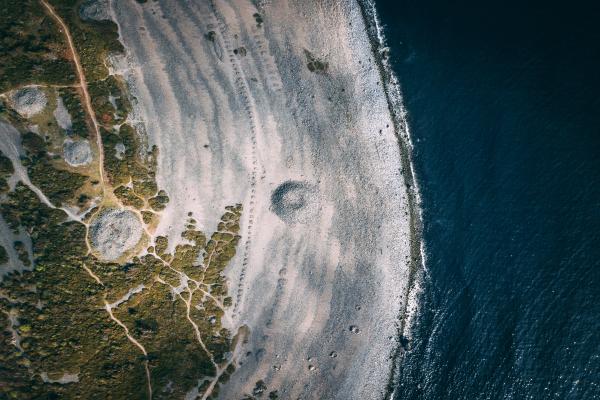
79, 0, 110, 21
63, 139, 92, 166
10, 87, 47, 118
270, 180, 319, 224
252, 380, 267, 396
349, 325, 360, 334
308, 365, 316, 371
233, 46, 247, 56
90, 208, 143, 260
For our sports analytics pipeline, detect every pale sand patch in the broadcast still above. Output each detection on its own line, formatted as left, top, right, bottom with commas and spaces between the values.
53, 96, 73, 131
110, 0, 413, 398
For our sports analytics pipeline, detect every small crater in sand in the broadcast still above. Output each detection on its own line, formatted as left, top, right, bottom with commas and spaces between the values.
90, 209, 143, 261
349, 325, 360, 334
63, 139, 92, 166
270, 180, 319, 224
10, 87, 47, 118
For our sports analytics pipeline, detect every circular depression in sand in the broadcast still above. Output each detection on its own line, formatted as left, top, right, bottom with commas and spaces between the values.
270, 180, 319, 224
90, 209, 143, 260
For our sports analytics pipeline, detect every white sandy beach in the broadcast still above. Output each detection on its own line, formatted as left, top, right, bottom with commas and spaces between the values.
110, 0, 413, 398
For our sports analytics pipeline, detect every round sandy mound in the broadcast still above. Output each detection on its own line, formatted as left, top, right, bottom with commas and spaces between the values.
270, 180, 319, 224
90, 209, 143, 261
63, 139, 92, 166
11, 87, 47, 118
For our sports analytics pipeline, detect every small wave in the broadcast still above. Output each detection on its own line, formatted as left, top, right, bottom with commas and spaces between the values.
357, 1, 428, 397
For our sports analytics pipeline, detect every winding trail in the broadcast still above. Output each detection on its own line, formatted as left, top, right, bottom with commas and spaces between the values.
105, 302, 153, 399
40, 0, 107, 195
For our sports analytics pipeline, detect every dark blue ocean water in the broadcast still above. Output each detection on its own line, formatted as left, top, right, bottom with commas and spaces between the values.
375, 0, 600, 399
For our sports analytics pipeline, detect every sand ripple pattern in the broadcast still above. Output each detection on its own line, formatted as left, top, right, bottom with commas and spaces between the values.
111, 1, 412, 398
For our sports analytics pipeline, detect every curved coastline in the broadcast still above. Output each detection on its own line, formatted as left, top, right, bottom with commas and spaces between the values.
357, 0, 427, 397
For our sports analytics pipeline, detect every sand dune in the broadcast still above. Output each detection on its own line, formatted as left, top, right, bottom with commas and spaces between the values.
111, 0, 413, 398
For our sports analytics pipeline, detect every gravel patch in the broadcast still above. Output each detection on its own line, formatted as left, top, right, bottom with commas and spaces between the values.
63, 139, 92, 166
90, 209, 142, 260
10, 87, 47, 118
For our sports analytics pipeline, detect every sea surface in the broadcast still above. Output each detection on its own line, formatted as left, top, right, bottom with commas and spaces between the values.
374, 0, 600, 399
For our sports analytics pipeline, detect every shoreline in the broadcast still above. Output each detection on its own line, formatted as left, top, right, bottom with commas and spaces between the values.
357, 0, 426, 397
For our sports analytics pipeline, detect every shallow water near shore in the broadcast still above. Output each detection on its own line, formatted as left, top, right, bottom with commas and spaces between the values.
376, 0, 600, 398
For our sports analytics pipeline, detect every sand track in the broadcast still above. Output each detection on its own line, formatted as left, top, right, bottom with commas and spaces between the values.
111, 1, 412, 398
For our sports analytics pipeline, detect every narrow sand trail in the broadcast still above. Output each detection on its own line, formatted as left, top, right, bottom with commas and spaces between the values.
111, 1, 413, 398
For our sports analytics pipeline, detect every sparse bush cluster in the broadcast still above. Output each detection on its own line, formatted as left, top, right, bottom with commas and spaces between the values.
304, 49, 329, 73
0, 2, 241, 398
1, 178, 244, 398
0, 244, 7, 265
21, 131, 88, 206
58, 87, 89, 137
88, 75, 131, 125
0, 150, 14, 194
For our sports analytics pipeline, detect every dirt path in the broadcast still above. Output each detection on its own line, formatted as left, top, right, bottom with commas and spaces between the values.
40, 0, 108, 196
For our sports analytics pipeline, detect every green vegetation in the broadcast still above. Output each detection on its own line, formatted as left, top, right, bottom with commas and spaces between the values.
48, 0, 123, 82
102, 124, 166, 208
0, 2, 231, 398
0, 244, 7, 265
253, 13, 263, 27
141, 210, 155, 225
87, 74, 131, 125
114, 185, 145, 209
0, 1, 76, 92
304, 49, 329, 73
58, 87, 89, 137
1, 177, 243, 398
148, 190, 169, 211
21, 131, 87, 205
13, 241, 30, 267
0, 149, 14, 193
